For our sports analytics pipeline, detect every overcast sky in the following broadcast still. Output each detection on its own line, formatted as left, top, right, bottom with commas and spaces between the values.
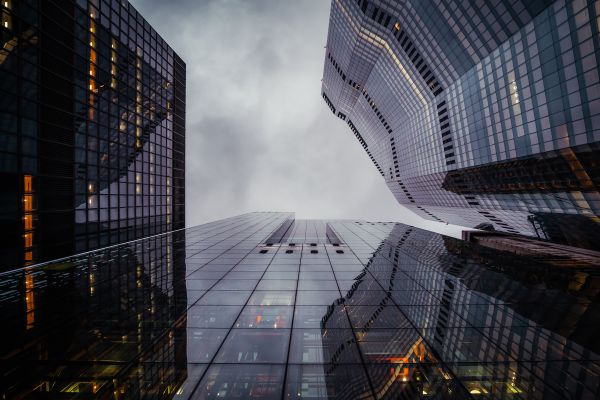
131, 0, 466, 237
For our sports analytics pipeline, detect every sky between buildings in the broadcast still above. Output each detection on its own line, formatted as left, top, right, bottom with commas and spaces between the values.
131, 0, 468, 237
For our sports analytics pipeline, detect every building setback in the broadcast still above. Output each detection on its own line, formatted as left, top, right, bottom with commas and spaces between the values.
1, 213, 599, 398
0, 0, 185, 270
321, 0, 600, 250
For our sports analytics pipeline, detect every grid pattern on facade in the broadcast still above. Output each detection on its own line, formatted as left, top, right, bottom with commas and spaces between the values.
2, 213, 600, 399
0, 0, 185, 270
322, 0, 600, 250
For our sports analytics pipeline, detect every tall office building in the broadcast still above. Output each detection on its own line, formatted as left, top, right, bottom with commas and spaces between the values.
0, 0, 185, 270
321, 0, 600, 250
2, 212, 599, 398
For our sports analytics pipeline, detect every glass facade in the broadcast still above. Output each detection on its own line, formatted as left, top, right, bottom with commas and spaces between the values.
2, 212, 600, 399
322, 0, 600, 250
0, 0, 185, 271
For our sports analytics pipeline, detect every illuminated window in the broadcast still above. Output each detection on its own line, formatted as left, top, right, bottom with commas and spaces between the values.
24, 233, 33, 248
24, 214, 33, 230
24, 175, 32, 192
23, 195, 33, 211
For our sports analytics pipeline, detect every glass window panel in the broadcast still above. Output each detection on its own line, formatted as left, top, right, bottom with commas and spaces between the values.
187, 305, 243, 328
186, 328, 228, 363
214, 329, 290, 363
195, 364, 284, 399
234, 305, 293, 329
288, 329, 362, 364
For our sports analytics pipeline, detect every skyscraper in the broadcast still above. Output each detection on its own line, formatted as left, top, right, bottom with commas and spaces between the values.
2, 212, 599, 398
0, 0, 185, 270
321, 0, 600, 250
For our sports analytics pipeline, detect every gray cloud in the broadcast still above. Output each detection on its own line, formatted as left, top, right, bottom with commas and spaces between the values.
131, 0, 467, 237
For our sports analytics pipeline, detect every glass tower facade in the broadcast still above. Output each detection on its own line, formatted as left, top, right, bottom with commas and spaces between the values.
2, 212, 599, 399
0, 0, 185, 271
321, 0, 600, 250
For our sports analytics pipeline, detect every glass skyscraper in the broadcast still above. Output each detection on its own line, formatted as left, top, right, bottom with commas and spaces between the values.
0, 0, 185, 271
2, 212, 599, 399
321, 0, 600, 250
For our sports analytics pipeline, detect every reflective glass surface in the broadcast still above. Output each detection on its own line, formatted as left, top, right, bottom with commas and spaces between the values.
0, 0, 185, 270
322, 0, 600, 250
2, 213, 600, 399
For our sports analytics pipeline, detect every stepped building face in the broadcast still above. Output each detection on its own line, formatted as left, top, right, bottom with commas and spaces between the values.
321, 0, 600, 250
0, 0, 185, 269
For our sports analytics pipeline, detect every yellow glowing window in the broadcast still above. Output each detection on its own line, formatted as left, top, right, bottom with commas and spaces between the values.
24, 214, 33, 230
24, 251, 33, 261
23, 195, 33, 211
24, 175, 32, 192
24, 233, 33, 248
394, 22, 401, 31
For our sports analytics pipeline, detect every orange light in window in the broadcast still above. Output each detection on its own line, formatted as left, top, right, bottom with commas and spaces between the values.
88, 18, 97, 119
24, 214, 32, 230
24, 233, 33, 248
24, 175, 32, 192
22, 175, 35, 264
25, 271, 35, 328
23, 195, 33, 211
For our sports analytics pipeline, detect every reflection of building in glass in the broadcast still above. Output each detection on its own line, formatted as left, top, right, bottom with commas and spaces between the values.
322, 0, 600, 250
2, 213, 600, 399
364, 223, 600, 398
0, 0, 185, 270
0, 230, 187, 399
